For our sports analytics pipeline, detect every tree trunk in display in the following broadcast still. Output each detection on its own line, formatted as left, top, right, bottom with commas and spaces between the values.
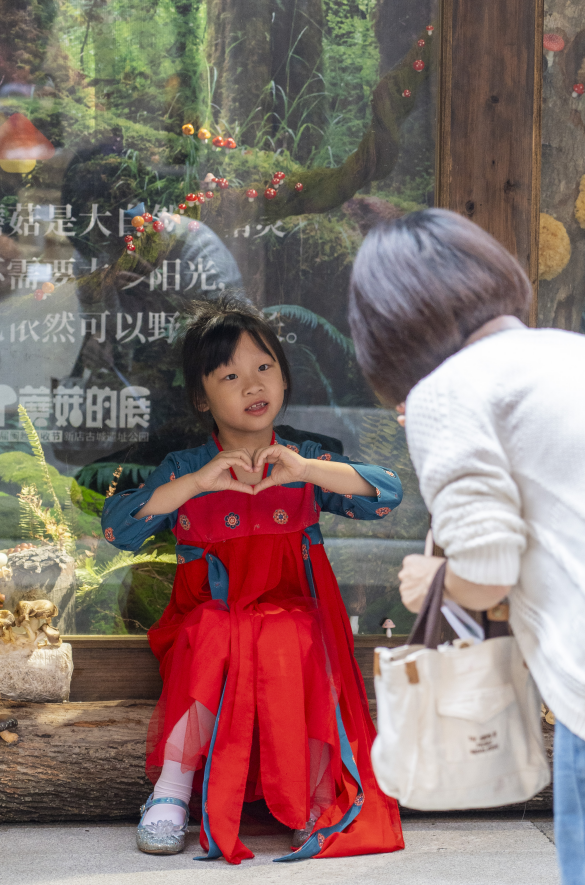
539, 2, 585, 331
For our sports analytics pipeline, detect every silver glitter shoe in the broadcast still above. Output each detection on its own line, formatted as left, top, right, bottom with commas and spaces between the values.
136, 794, 189, 855
291, 818, 317, 849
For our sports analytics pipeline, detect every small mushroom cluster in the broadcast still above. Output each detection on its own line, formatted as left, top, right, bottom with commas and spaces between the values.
0, 598, 61, 648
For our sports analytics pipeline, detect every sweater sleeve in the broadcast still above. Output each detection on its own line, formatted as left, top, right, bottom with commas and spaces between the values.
405, 370, 527, 586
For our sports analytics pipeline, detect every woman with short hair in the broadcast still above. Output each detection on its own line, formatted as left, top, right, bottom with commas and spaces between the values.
349, 208, 585, 885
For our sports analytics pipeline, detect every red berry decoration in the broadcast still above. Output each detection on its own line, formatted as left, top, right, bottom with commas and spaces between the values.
186, 193, 197, 205
572, 83, 585, 97
402, 89, 412, 98
178, 203, 186, 213
205, 191, 214, 200
224, 137, 237, 149
246, 188, 258, 202
413, 59, 425, 72
188, 220, 200, 232
126, 244, 136, 252
294, 182, 303, 192
124, 235, 134, 243
212, 136, 225, 150
417, 39, 425, 47
142, 212, 153, 223
152, 220, 164, 232
218, 178, 229, 190
264, 187, 277, 200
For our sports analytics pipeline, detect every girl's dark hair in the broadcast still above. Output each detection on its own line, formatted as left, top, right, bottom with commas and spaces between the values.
182, 295, 292, 421
348, 208, 533, 406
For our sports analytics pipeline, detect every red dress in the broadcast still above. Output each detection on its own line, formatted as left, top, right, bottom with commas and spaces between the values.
120, 436, 403, 863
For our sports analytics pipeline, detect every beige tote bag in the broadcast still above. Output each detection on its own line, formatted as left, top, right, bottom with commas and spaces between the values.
371, 563, 550, 810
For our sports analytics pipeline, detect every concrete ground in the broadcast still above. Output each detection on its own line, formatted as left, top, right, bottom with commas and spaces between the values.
3, 816, 558, 885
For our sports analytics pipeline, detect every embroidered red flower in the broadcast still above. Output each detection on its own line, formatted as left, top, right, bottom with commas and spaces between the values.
376, 507, 391, 516
321, 488, 331, 494
138, 483, 145, 488
317, 833, 325, 848
177, 554, 186, 564
286, 444, 299, 453
344, 493, 352, 499
204, 801, 208, 813
318, 453, 332, 461
104, 527, 115, 542
145, 515, 153, 522
302, 543, 309, 560
345, 510, 355, 518
354, 793, 365, 806
179, 514, 190, 530
273, 509, 289, 525
384, 470, 395, 477
375, 487, 381, 497
225, 512, 240, 529
169, 472, 176, 481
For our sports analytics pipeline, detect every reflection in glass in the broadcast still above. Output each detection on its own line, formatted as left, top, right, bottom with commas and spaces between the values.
0, 0, 437, 634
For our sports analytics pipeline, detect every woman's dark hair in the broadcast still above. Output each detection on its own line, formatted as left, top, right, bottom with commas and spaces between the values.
349, 209, 533, 406
182, 294, 292, 421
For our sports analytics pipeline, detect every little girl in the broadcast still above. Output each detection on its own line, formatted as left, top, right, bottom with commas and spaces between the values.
101, 296, 404, 864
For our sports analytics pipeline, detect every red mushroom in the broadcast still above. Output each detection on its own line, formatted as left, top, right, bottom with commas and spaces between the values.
178, 203, 186, 214
126, 243, 136, 253
0, 113, 55, 174
188, 220, 200, 232
246, 188, 258, 202
34, 289, 44, 301
212, 136, 225, 151
205, 190, 214, 200
264, 187, 277, 200
186, 193, 197, 206
152, 220, 164, 232
224, 137, 237, 149
196, 192, 206, 203
413, 59, 425, 72
572, 83, 585, 98
218, 178, 229, 190
402, 89, 412, 98
417, 39, 425, 47
294, 182, 303, 192
426, 25, 434, 36
142, 212, 153, 224
543, 34, 565, 68
124, 235, 134, 243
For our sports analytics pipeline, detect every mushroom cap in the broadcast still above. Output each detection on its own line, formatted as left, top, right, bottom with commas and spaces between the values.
0, 113, 55, 160
573, 83, 585, 95
543, 33, 565, 52
246, 188, 258, 197
539, 213, 571, 280
382, 619, 396, 629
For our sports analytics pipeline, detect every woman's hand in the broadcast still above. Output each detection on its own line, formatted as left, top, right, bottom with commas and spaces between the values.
193, 449, 257, 495
398, 554, 445, 612
250, 445, 309, 493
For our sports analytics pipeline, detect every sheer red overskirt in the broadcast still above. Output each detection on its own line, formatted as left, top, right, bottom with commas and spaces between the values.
146, 531, 403, 863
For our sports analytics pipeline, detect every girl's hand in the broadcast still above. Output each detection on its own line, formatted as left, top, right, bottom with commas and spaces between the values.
398, 554, 445, 613
193, 449, 256, 496
396, 403, 406, 428
250, 445, 308, 493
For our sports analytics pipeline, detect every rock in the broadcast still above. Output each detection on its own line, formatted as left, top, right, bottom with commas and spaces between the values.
3, 546, 75, 633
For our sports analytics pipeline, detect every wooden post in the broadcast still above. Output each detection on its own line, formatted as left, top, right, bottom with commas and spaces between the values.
437, 0, 543, 325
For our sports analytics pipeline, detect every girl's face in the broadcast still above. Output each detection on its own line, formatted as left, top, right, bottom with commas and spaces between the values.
200, 331, 286, 435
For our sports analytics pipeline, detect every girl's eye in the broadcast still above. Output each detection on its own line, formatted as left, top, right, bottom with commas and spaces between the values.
224, 373, 237, 381
259, 364, 271, 372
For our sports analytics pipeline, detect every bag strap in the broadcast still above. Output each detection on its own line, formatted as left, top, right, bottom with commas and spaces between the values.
407, 561, 447, 650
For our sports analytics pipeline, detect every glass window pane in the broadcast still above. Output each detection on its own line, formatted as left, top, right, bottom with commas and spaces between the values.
0, 0, 437, 635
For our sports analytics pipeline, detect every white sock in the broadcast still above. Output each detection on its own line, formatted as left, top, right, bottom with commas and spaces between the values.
142, 713, 195, 827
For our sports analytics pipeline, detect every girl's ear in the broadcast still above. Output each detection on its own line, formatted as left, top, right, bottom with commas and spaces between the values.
282, 374, 288, 390
194, 396, 210, 413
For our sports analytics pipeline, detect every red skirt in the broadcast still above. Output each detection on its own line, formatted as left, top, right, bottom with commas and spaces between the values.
147, 531, 403, 864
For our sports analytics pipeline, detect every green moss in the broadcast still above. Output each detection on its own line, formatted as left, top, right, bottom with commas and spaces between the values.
0, 452, 71, 504
0, 494, 22, 543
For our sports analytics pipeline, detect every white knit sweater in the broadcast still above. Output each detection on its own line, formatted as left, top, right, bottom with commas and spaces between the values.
405, 327, 585, 740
